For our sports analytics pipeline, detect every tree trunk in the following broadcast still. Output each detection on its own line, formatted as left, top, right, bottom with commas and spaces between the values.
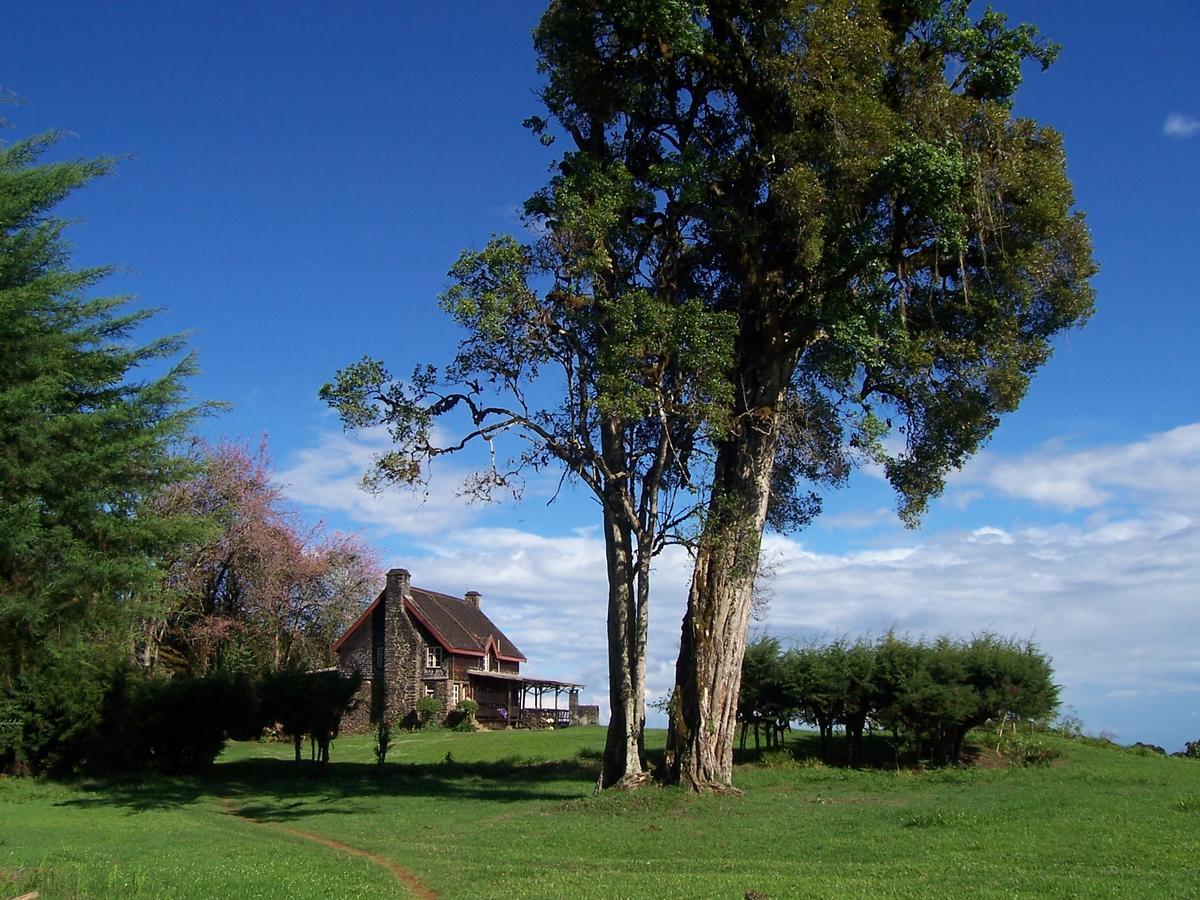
601, 506, 645, 788
664, 346, 792, 791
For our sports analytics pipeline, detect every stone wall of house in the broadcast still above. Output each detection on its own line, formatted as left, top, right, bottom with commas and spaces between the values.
337, 609, 375, 734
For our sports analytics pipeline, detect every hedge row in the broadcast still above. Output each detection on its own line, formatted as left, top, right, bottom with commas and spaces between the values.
739, 633, 1059, 765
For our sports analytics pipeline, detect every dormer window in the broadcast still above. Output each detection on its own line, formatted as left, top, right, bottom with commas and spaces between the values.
480, 652, 490, 671
426, 645, 444, 668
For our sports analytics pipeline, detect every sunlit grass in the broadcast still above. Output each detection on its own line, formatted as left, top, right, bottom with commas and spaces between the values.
3, 726, 1198, 898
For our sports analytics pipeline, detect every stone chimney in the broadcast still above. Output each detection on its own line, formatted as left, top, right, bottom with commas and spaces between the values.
464, 590, 481, 609
386, 568, 411, 598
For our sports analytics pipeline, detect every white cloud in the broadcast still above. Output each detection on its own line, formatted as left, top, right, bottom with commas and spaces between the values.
955, 423, 1200, 512
1164, 112, 1200, 139
277, 427, 536, 537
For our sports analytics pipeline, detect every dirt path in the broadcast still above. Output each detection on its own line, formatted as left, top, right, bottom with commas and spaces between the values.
218, 798, 437, 899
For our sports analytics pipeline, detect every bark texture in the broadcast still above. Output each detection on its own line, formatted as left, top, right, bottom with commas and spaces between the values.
665, 346, 794, 791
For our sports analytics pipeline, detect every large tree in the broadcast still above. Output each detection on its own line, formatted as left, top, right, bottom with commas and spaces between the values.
322, 179, 734, 787
0, 128, 203, 773
532, 0, 1095, 790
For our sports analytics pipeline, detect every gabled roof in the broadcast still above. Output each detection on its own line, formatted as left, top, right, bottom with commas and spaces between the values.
332, 585, 525, 662
406, 587, 525, 662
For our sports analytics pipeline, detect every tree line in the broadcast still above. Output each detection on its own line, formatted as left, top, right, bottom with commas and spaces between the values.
737, 633, 1060, 766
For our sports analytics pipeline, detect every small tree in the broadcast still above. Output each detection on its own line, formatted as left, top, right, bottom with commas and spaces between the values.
150, 440, 382, 676
374, 719, 392, 771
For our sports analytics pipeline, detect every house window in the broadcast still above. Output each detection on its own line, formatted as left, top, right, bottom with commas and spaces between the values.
480, 653, 489, 671
424, 685, 435, 698
452, 683, 460, 704
426, 645, 443, 668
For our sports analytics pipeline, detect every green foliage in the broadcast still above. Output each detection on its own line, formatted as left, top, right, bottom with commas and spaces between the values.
0, 127, 207, 774
747, 632, 1059, 766
448, 698, 480, 732
260, 668, 362, 769
97, 670, 260, 775
456, 698, 480, 717
996, 729, 1061, 768
415, 696, 442, 729
533, 0, 1095, 528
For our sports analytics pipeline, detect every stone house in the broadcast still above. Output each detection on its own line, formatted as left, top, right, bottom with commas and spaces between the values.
334, 568, 596, 732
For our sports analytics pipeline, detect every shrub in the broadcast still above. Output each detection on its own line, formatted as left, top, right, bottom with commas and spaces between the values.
744, 631, 1061, 767
415, 696, 442, 729
758, 749, 797, 769
456, 698, 479, 718
83, 669, 258, 775
449, 699, 480, 732
996, 731, 1061, 768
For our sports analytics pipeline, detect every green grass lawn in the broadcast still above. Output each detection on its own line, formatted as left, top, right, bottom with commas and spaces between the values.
3, 727, 1199, 898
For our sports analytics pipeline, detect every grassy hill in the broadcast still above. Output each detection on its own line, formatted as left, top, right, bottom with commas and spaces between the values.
2, 727, 1197, 898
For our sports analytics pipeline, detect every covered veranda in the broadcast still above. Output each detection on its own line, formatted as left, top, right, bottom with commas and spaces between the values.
466, 669, 584, 727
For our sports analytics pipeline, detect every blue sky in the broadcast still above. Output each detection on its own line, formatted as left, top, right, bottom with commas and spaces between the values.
5, 2, 1199, 750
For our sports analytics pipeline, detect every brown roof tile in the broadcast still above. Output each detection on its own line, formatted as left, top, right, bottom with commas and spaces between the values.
407, 587, 525, 661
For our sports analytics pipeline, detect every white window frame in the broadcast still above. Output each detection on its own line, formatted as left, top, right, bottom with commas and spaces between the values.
452, 683, 460, 704
424, 685, 435, 698
480, 652, 490, 671
426, 645, 443, 668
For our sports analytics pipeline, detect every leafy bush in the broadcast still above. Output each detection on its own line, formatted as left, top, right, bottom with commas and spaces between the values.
449, 698, 480, 732
758, 749, 797, 769
77, 668, 258, 775
415, 696, 442, 729
456, 698, 479, 718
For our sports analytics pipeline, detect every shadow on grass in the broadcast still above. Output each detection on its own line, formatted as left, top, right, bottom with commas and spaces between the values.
55, 754, 602, 815
733, 732, 910, 769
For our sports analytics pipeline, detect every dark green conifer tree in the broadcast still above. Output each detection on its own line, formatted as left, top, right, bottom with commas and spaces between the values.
0, 126, 204, 773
